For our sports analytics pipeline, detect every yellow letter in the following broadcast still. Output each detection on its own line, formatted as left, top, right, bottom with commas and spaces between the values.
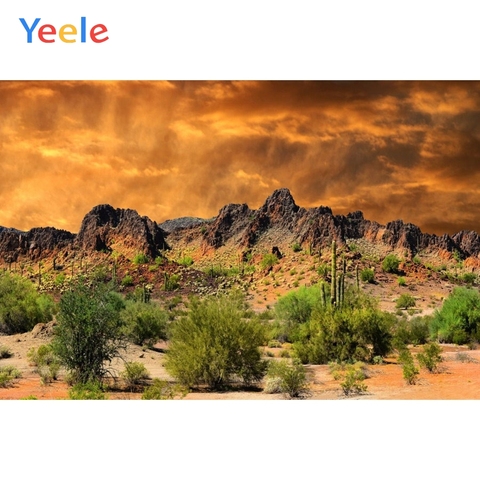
59, 24, 77, 43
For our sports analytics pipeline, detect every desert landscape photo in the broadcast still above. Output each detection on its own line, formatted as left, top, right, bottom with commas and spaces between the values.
1, 80, 480, 400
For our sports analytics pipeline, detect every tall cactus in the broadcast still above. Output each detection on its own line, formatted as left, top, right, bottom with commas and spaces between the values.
331, 240, 337, 306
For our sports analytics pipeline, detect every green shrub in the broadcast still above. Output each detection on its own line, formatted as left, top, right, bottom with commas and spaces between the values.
461, 272, 477, 285
396, 293, 416, 310
0, 271, 55, 334
165, 294, 267, 389
360, 268, 375, 283
0, 345, 13, 359
133, 253, 149, 265
142, 378, 188, 400
430, 287, 480, 344
416, 342, 442, 373
382, 254, 400, 274
178, 256, 194, 267
68, 381, 108, 400
0, 365, 22, 388
397, 347, 419, 385
121, 275, 134, 287
122, 301, 168, 347
121, 362, 150, 390
264, 359, 310, 398
163, 273, 180, 291
21, 395, 38, 400
340, 365, 368, 396
52, 281, 127, 385
398, 276, 406, 286
27, 344, 61, 384
260, 254, 279, 271
292, 243, 302, 253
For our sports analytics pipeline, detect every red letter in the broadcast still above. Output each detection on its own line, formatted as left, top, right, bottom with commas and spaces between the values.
90, 24, 108, 43
38, 24, 56, 43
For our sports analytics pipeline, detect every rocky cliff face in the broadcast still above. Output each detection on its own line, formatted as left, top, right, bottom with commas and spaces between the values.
0, 227, 75, 262
75, 204, 168, 258
180, 188, 480, 260
1, 189, 480, 265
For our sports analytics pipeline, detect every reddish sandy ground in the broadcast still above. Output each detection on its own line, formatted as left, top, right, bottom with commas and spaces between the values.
1, 330, 480, 400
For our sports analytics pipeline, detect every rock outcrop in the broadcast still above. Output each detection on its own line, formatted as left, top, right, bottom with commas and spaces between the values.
75, 204, 168, 257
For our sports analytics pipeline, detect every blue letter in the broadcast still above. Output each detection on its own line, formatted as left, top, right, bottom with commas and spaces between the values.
81, 17, 86, 42
20, 18, 41, 43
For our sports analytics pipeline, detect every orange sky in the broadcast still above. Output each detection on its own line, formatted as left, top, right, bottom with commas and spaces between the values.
1, 80, 480, 235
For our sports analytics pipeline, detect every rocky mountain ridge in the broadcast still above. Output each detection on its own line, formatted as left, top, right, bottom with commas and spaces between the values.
0, 188, 479, 265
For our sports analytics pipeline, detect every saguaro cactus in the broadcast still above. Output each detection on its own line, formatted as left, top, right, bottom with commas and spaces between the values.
331, 240, 337, 306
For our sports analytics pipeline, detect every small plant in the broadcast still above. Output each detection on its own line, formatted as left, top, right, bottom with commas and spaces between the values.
21, 395, 38, 400
455, 352, 478, 363
416, 342, 443, 373
382, 254, 400, 274
292, 243, 302, 253
398, 276, 406, 287
68, 381, 108, 400
0, 365, 22, 388
133, 253, 149, 265
360, 268, 375, 283
0, 345, 13, 359
27, 344, 61, 384
163, 273, 180, 291
264, 359, 310, 399
341, 365, 368, 396
141, 378, 188, 400
178, 256, 194, 267
398, 348, 419, 385
122, 274, 134, 287
121, 362, 150, 390
396, 293, 416, 310
261, 253, 279, 271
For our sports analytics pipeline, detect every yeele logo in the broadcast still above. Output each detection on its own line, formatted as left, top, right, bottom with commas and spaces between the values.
20, 17, 109, 43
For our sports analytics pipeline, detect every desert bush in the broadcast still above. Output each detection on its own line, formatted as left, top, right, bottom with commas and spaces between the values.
0, 365, 22, 388
141, 378, 188, 400
455, 351, 478, 363
121, 362, 150, 390
430, 287, 480, 344
396, 293, 416, 310
163, 273, 180, 291
165, 294, 267, 389
293, 296, 395, 365
264, 359, 310, 398
52, 281, 127, 385
121, 274, 134, 287
0, 345, 13, 359
0, 271, 55, 334
416, 342, 443, 373
398, 276, 406, 287
292, 243, 302, 253
21, 395, 38, 400
260, 253, 279, 271
340, 365, 368, 396
382, 254, 400, 274
360, 268, 375, 283
178, 256, 194, 267
68, 381, 108, 400
122, 301, 168, 347
133, 253, 149, 265
397, 347, 419, 385
27, 344, 61, 384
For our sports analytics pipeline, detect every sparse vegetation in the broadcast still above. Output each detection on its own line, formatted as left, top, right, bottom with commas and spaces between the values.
142, 379, 188, 400
165, 294, 267, 389
121, 362, 150, 390
360, 268, 375, 283
382, 254, 400, 274
396, 293, 416, 310
0, 271, 55, 334
261, 253, 279, 271
416, 342, 443, 373
264, 359, 310, 398
0, 365, 22, 388
133, 252, 149, 265
52, 281, 127, 385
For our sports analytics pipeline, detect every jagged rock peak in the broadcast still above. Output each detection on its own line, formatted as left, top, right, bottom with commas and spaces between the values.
76, 204, 168, 257
258, 188, 299, 217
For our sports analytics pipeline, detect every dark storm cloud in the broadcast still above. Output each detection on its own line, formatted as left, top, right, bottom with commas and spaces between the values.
1, 81, 480, 235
